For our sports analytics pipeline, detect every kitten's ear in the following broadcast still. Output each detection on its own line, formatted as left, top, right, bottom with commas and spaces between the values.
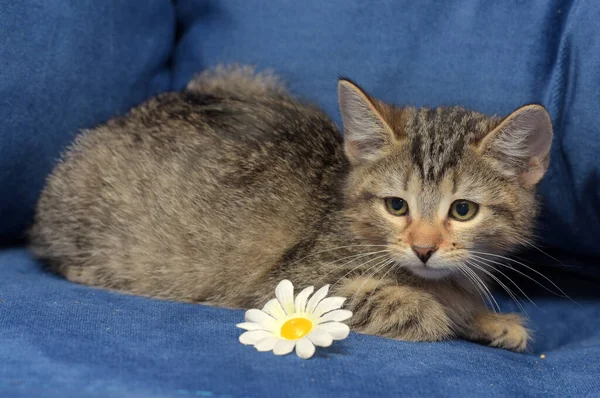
478, 105, 553, 187
338, 79, 397, 164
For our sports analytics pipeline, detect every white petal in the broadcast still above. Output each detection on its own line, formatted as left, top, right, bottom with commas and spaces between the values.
314, 297, 346, 317
244, 309, 276, 329
306, 284, 330, 314
255, 336, 278, 352
307, 329, 333, 347
318, 309, 353, 324
273, 339, 296, 356
275, 280, 295, 315
239, 330, 271, 345
295, 337, 316, 359
317, 322, 350, 340
294, 286, 314, 313
236, 322, 267, 331
262, 298, 287, 320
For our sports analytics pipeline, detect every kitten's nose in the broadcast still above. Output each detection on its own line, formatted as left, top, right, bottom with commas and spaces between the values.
412, 245, 437, 263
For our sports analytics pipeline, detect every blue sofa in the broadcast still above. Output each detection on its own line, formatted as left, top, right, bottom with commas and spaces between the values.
1, 1, 599, 396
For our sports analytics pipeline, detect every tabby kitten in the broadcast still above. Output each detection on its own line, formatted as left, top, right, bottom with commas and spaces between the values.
30, 66, 553, 351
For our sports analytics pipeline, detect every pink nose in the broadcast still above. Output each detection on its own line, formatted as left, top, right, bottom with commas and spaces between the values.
412, 245, 437, 263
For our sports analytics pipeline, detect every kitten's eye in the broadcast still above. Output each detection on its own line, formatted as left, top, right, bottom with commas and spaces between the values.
449, 200, 479, 221
384, 197, 409, 216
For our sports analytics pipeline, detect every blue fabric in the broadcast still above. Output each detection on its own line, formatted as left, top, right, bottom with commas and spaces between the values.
1, 249, 599, 397
0, 0, 174, 242
2, 1, 600, 397
1, 0, 598, 255
174, 0, 600, 259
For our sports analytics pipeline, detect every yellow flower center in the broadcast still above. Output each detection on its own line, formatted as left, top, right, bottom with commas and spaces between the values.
280, 317, 313, 340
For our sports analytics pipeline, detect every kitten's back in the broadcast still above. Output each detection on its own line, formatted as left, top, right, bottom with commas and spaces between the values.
30, 66, 346, 305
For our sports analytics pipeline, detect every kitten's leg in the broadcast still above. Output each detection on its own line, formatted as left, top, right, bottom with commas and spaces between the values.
335, 277, 453, 341
465, 311, 530, 352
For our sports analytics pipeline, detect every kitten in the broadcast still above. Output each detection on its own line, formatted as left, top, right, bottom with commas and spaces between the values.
30, 66, 553, 351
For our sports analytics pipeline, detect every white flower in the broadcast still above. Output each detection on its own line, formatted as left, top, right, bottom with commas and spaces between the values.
237, 280, 353, 359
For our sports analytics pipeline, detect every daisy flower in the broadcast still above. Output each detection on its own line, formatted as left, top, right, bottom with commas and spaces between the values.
236, 280, 352, 359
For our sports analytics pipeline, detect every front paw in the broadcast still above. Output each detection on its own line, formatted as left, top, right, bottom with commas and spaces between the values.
339, 278, 453, 342
470, 312, 530, 352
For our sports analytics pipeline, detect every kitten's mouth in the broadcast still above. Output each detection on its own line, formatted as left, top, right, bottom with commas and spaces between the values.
406, 265, 454, 280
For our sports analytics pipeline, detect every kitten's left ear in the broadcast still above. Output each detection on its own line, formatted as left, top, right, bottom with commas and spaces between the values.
478, 105, 553, 187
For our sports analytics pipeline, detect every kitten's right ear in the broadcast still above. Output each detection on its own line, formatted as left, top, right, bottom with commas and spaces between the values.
338, 79, 396, 164
477, 104, 553, 187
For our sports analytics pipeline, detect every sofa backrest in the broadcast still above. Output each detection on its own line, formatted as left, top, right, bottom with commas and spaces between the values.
2, 0, 598, 263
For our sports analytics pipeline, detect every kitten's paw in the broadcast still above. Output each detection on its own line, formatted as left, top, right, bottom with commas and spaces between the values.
470, 312, 530, 352
339, 278, 453, 342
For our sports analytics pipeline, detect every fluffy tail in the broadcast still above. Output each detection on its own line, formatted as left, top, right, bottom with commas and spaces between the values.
186, 64, 288, 98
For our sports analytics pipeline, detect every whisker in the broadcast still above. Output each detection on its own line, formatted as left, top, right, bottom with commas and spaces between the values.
350, 259, 397, 309
348, 258, 395, 307
469, 251, 576, 304
513, 236, 578, 269
468, 261, 525, 317
315, 250, 391, 284
284, 244, 391, 272
466, 260, 530, 320
460, 262, 501, 313
469, 256, 540, 311
453, 261, 495, 311
469, 253, 569, 301
330, 253, 392, 289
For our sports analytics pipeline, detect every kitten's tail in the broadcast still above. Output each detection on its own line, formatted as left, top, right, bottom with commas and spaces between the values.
186, 64, 288, 98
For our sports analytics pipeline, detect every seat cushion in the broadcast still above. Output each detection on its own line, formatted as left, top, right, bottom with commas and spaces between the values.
1, 248, 599, 397
0, 0, 174, 242
173, 0, 600, 260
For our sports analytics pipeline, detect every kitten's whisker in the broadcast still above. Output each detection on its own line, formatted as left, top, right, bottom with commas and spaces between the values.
469, 251, 575, 303
453, 261, 493, 311
318, 250, 390, 271
469, 253, 568, 301
469, 256, 540, 310
466, 260, 530, 320
325, 253, 391, 287
315, 250, 390, 284
465, 261, 515, 312
512, 236, 577, 268
330, 253, 392, 289
460, 263, 500, 313
457, 267, 490, 310
285, 244, 391, 271
350, 259, 397, 309
348, 258, 395, 308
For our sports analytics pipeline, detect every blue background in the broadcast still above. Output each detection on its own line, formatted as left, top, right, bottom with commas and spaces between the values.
1, 1, 599, 396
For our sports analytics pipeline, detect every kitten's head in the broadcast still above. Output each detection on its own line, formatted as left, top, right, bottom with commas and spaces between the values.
338, 79, 553, 280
